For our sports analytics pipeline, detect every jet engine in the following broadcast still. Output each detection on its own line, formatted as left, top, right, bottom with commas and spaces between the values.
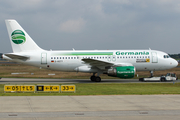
107, 66, 136, 78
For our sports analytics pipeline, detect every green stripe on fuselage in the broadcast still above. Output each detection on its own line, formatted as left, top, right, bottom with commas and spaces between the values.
53, 52, 113, 56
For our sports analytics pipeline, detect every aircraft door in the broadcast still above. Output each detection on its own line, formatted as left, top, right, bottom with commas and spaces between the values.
152, 52, 158, 63
41, 53, 47, 64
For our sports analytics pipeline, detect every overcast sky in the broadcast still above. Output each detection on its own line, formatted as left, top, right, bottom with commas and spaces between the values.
0, 0, 180, 54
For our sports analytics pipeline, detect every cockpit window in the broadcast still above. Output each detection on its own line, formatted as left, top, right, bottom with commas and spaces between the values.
164, 55, 170, 58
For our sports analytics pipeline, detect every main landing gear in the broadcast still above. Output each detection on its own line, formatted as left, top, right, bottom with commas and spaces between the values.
90, 76, 101, 82
90, 73, 101, 82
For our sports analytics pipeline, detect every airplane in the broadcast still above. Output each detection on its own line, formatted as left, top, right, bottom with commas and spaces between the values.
2, 19, 178, 82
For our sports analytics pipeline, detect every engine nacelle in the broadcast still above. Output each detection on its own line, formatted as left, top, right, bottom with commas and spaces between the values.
107, 66, 136, 78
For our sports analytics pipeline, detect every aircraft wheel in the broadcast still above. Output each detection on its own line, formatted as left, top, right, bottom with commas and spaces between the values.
161, 78, 165, 82
95, 76, 101, 82
90, 76, 96, 81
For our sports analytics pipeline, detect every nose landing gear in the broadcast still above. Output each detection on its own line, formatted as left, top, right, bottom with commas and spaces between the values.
150, 71, 154, 77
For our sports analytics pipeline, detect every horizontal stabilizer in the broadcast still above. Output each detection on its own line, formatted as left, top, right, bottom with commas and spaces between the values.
4, 53, 29, 61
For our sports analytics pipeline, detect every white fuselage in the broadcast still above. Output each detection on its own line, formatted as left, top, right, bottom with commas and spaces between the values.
3, 49, 178, 73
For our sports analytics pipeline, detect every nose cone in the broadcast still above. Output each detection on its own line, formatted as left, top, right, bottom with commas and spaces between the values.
171, 58, 178, 68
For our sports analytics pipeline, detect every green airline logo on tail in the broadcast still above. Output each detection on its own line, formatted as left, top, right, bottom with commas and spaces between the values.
11, 30, 26, 44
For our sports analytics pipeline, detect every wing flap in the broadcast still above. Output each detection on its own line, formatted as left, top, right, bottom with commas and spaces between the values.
82, 58, 133, 70
82, 58, 113, 66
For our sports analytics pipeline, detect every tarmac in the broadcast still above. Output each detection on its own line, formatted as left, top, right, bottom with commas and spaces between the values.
0, 95, 180, 120
0, 78, 179, 84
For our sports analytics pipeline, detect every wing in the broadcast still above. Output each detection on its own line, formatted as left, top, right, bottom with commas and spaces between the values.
4, 53, 29, 61
82, 58, 133, 70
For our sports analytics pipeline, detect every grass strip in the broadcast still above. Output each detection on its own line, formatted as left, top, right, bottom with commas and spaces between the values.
0, 83, 180, 96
